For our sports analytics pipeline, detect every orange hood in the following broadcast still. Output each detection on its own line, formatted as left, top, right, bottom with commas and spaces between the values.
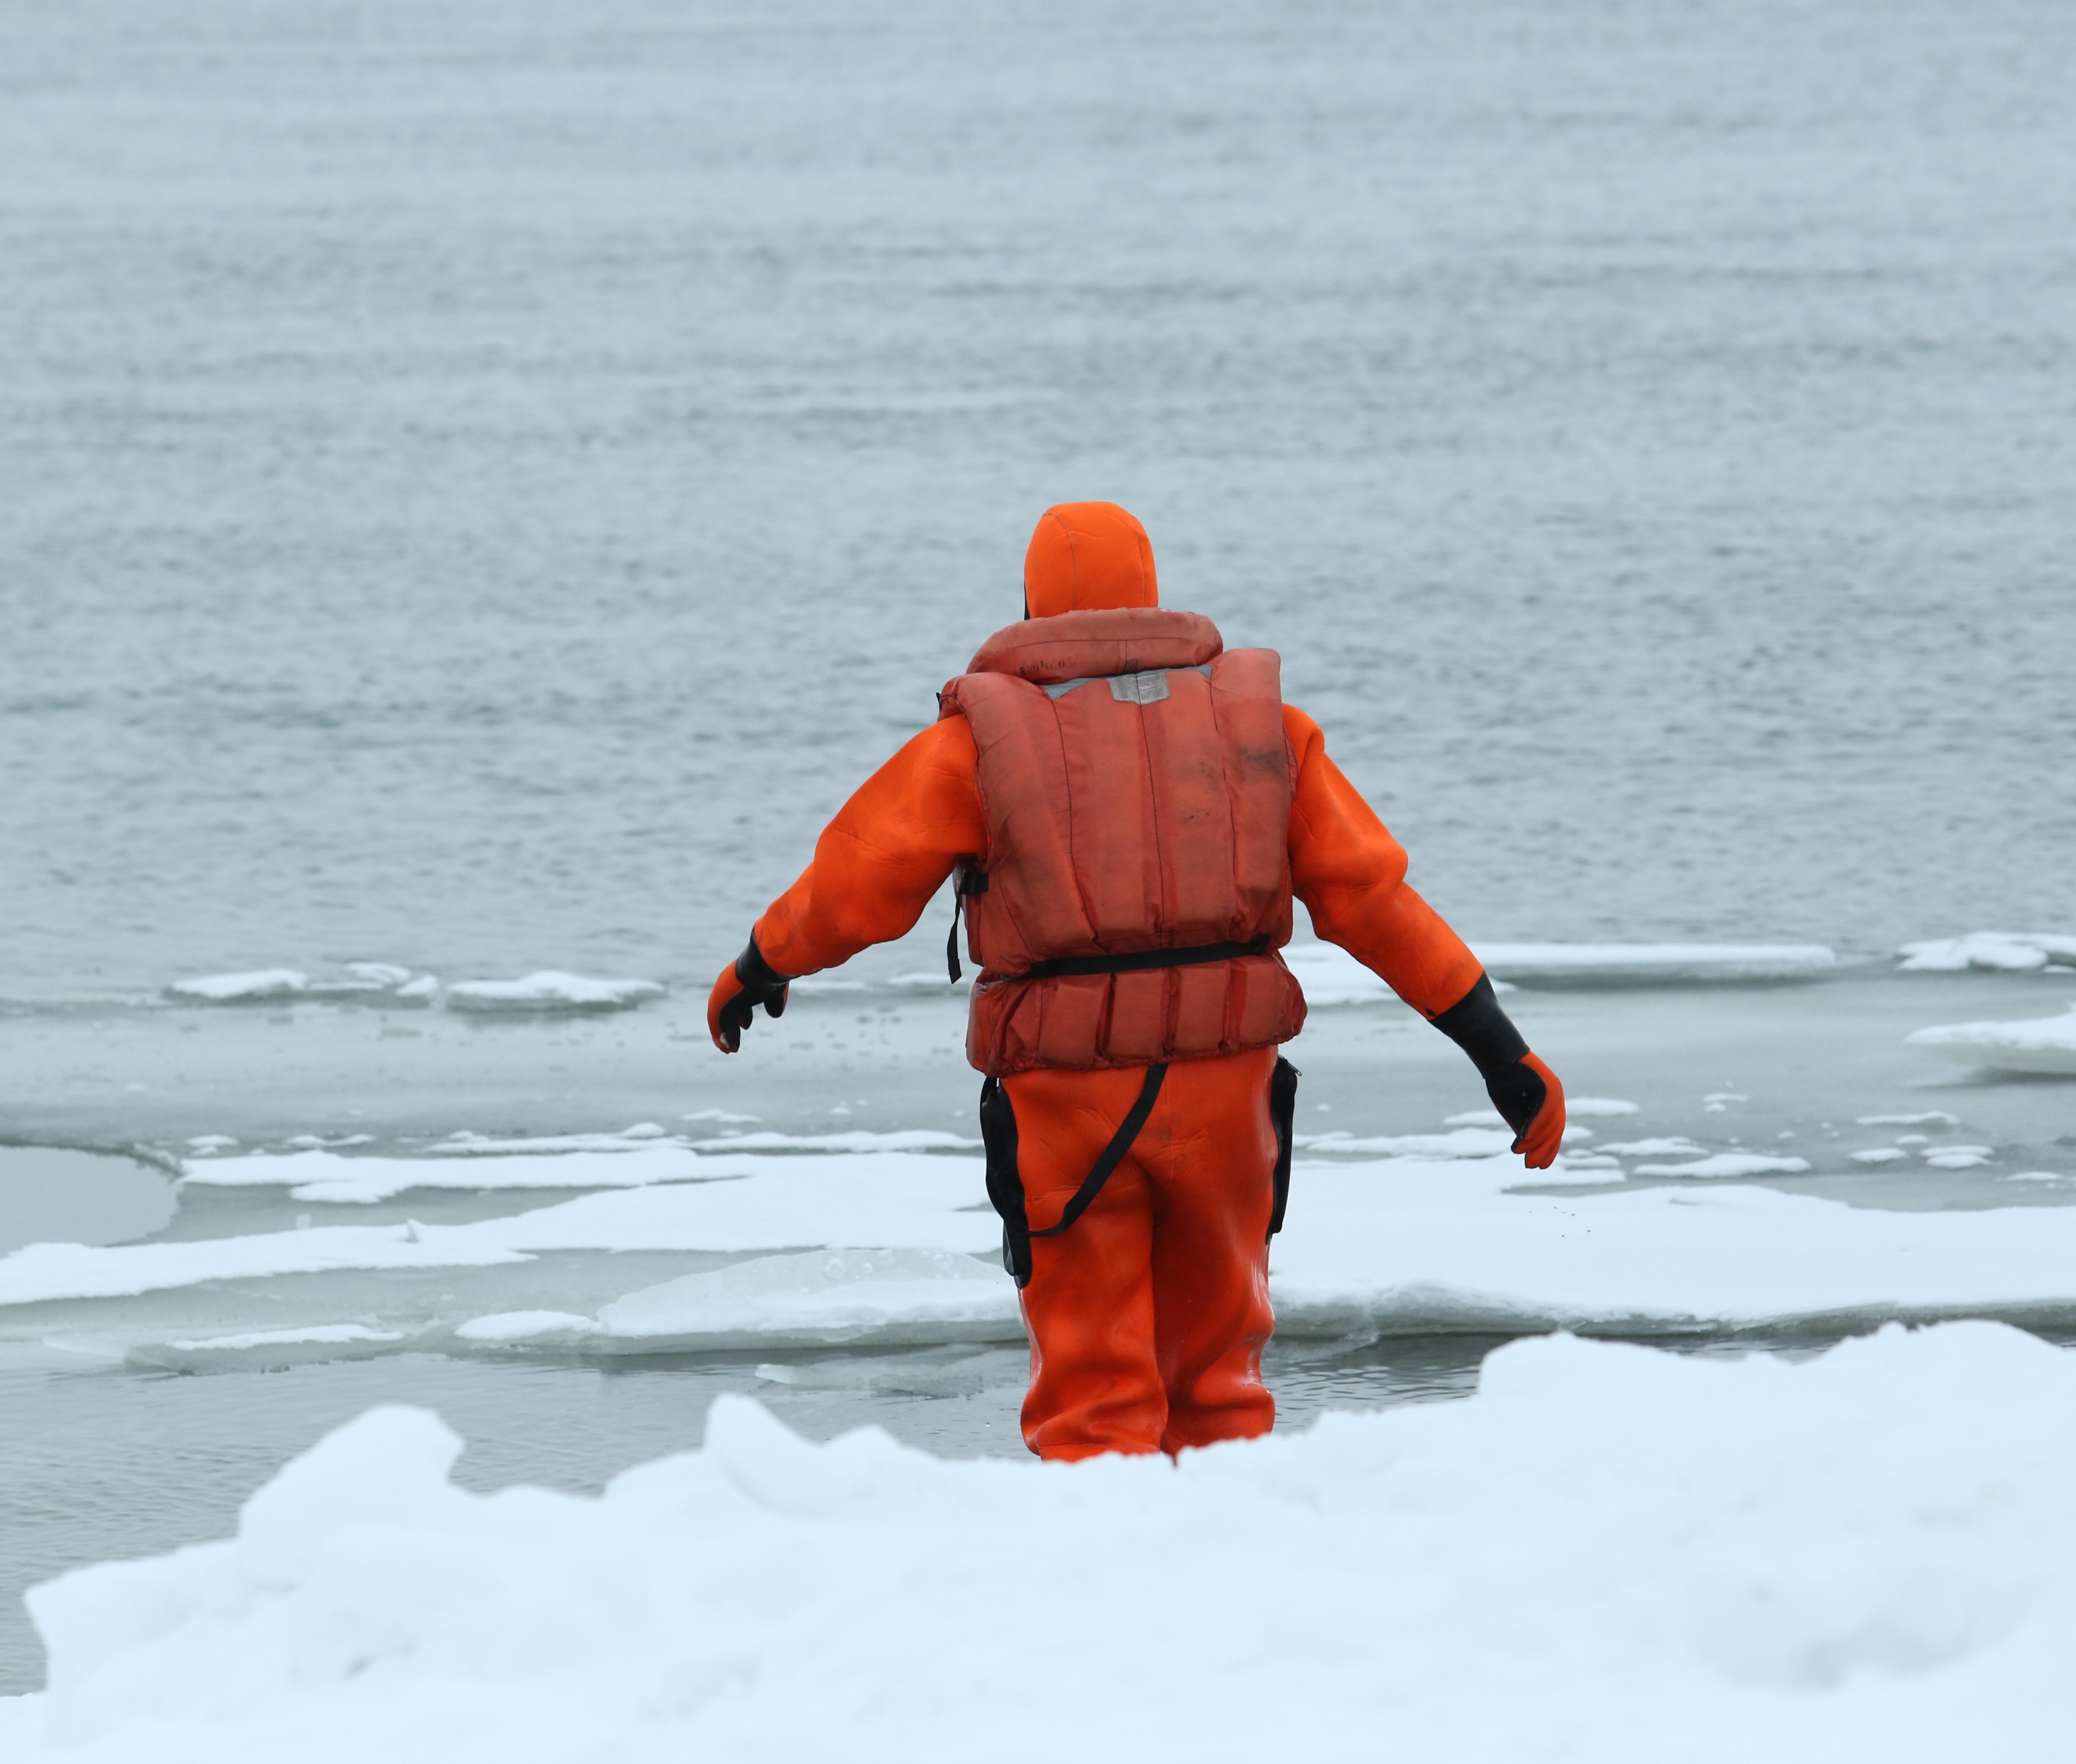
1023, 502, 1158, 618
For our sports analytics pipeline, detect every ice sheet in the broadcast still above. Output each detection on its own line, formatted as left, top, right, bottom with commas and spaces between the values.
442, 972, 665, 1013
1628, 1153, 1811, 1180
164, 969, 308, 1003
164, 1324, 403, 1351
459, 1252, 1023, 1355
164, 966, 439, 1004
1896, 932, 2076, 972
23, 1144, 2076, 1336
1906, 1007, 2076, 1074
1267, 1158, 2076, 1334
6, 1323, 2074, 1760
1276, 941, 1839, 1001
687, 1129, 981, 1153
1471, 944, 1837, 982
0, 1225, 528, 1306
1276, 942, 1518, 1004
588, 1249, 1019, 1351
179, 1142, 714, 1204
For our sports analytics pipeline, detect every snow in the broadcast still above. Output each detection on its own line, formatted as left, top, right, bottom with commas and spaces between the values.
0, 1224, 529, 1306
457, 1253, 1026, 1356
1851, 1149, 1910, 1165
423, 1129, 676, 1155
24, 1142, 2076, 1337
454, 1311, 592, 1343
1858, 1112, 1962, 1127
442, 971, 665, 1013
1923, 1148, 1995, 1171
1472, 943, 1836, 982
1266, 1156, 2076, 1335
1281, 941, 1835, 997
1629, 1153, 1812, 1180
164, 966, 441, 1003
179, 1142, 713, 1204
588, 1249, 1019, 1351
1446, 1097, 1639, 1128
1601, 1137, 1708, 1158
1275, 942, 1517, 1004
1896, 931, 2076, 972
6, 1322, 2076, 1761
1906, 1007, 2076, 1074
164, 969, 307, 1003
688, 1129, 982, 1153
1296, 1127, 1517, 1157
164, 1324, 403, 1351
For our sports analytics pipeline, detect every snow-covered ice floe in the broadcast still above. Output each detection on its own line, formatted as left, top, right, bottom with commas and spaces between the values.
686, 1128, 982, 1153
0, 1155, 1002, 1309
1474, 943, 1837, 983
1906, 1006, 2076, 1075
164, 964, 439, 1004
179, 1140, 714, 1204
177, 1129, 983, 1204
464, 1249, 1021, 1353
128, 1324, 412, 1374
1897, 931, 2076, 972
1265, 1158, 2076, 1336
442, 971, 664, 1013
6, 1322, 2075, 1761
1445, 1102, 1648, 1128
163, 968, 310, 1003
26, 1148, 2076, 1344
1628, 1153, 1811, 1180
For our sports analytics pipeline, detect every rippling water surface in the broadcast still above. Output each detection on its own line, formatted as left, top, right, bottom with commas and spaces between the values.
3, 0, 2072, 1001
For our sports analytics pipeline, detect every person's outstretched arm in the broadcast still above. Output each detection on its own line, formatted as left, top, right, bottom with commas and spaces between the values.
1283, 704, 1566, 1167
708, 717, 985, 1052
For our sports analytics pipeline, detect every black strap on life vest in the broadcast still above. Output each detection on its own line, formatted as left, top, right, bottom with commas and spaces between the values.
1021, 939, 1266, 980
1028, 1061, 1168, 1239
945, 864, 989, 983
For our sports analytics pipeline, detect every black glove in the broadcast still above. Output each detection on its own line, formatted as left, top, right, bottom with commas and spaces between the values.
708, 937, 790, 1053
1426, 973, 1567, 1168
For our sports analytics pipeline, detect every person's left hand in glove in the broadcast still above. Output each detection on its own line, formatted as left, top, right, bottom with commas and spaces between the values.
1484, 1049, 1566, 1170
708, 938, 791, 1053
1426, 972, 1568, 1169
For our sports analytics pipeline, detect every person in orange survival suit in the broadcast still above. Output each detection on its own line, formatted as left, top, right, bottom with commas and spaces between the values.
709, 502, 1565, 1461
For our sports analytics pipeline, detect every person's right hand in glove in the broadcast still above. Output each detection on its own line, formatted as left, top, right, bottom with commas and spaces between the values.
1427, 974, 1568, 1170
707, 937, 791, 1053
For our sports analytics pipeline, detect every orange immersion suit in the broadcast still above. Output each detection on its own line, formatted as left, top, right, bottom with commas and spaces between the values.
709, 501, 1565, 1461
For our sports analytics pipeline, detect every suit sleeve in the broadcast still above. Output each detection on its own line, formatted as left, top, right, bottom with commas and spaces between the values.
750, 716, 987, 978
1283, 703, 1486, 1018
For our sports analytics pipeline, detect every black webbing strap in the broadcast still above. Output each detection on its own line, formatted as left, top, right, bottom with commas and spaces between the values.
1022, 939, 1265, 980
946, 865, 989, 983
1029, 1062, 1168, 1238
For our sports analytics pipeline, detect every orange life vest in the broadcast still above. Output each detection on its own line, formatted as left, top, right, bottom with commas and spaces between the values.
936, 606, 1307, 1076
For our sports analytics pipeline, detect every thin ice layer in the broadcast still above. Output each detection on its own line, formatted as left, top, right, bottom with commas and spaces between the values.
21, 1147, 2076, 1337
1907, 1008, 2076, 1075
6, 1323, 2074, 1761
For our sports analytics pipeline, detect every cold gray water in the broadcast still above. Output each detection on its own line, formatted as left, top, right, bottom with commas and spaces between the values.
3, 0, 2074, 1004
3, 0, 2075, 1703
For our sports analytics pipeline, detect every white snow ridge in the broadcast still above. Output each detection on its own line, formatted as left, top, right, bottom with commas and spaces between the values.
1906, 1006, 2076, 1075
443, 971, 666, 1013
5, 1322, 2075, 1762
1896, 931, 2076, 972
